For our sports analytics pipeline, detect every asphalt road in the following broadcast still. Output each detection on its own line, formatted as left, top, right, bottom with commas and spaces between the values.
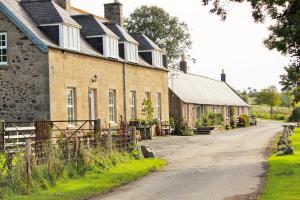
92, 121, 282, 200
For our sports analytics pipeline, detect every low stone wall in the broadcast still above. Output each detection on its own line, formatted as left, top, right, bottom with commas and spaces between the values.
277, 125, 295, 156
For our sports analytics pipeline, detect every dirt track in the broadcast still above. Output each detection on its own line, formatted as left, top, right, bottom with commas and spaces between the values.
92, 121, 282, 200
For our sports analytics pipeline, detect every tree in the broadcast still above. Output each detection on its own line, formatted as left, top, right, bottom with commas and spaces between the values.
280, 62, 300, 104
238, 90, 249, 103
201, 0, 300, 100
280, 92, 293, 108
125, 6, 192, 66
255, 86, 281, 117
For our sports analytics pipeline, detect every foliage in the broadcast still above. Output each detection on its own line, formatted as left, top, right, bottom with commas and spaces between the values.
169, 117, 175, 129
280, 93, 293, 108
0, 142, 141, 198
230, 107, 236, 128
251, 104, 291, 121
238, 115, 250, 127
288, 107, 300, 122
255, 86, 281, 116
238, 90, 249, 103
178, 121, 194, 136
207, 113, 224, 126
259, 128, 300, 200
125, 6, 192, 66
141, 98, 154, 124
280, 64, 300, 103
4, 159, 166, 200
202, 0, 300, 85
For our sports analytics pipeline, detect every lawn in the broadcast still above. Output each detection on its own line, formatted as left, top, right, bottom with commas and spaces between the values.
5, 158, 166, 200
259, 128, 300, 200
251, 104, 292, 121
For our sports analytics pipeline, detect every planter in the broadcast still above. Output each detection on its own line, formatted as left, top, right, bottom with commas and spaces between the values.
194, 126, 215, 135
140, 124, 152, 140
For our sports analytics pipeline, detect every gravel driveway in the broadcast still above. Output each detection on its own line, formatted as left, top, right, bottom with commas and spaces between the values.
92, 121, 282, 200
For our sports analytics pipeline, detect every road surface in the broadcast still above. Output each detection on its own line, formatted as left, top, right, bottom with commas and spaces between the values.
92, 121, 282, 200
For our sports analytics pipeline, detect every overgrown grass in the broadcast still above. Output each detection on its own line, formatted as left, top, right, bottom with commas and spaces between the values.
251, 105, 292, 121
259, 128, 300, 200
4, 158, 166, 200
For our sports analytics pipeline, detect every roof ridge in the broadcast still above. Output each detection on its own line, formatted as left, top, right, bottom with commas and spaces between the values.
185, 72, 222, 83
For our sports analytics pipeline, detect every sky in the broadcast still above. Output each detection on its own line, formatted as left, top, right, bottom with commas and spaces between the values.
71, 0, 290, 92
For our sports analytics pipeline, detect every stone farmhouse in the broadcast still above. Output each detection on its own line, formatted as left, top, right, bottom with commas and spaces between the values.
169, 56, 250, 127
0, 0, 169, 128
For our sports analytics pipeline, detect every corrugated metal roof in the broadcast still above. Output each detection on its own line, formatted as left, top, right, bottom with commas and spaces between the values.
169, 71, 249, 107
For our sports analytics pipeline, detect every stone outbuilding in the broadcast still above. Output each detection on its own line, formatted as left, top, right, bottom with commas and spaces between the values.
0, 0, 169, 128
169, 56, 250, 127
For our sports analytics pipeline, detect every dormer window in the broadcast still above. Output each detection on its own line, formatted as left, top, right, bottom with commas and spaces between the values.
153, 50, 163, 67
125, 42, 138, 63
61, 25, 80, 51
104, 36, 119, 59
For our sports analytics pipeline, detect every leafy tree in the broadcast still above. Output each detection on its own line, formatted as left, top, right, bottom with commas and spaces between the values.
238, 90, 249, 103
280, 62, 300, 103
125, 6, 192, 66
280, 93, 293, 108
255, 86, 281, 117
201, 0, 300, 100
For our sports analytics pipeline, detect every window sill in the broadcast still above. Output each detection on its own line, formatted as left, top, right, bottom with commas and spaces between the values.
0, 63, 9, 69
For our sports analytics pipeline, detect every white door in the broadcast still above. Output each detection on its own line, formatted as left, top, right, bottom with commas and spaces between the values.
88, 89, 96, 122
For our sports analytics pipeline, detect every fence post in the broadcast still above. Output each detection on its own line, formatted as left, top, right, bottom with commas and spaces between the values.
25, 139, 32, 183
0, 120, 4, 150
94, 119, 101, 147
131, 126, 137, 148
107, 129, 112, 152
74, 132, 79, 162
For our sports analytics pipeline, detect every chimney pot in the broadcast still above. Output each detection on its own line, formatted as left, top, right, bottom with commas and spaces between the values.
221, 69, 226, 82
180, 54, 188, 73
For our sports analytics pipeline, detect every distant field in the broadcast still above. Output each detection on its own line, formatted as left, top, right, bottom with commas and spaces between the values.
251, 105, 292, 121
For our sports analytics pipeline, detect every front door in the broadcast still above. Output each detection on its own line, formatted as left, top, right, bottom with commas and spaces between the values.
88, 89, 96, 125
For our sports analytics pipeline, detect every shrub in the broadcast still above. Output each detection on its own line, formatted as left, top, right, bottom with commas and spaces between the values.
207, 113, 224, 126
178, 121, 194, 136
288, 107, 300, 122
238, 115, 250, 127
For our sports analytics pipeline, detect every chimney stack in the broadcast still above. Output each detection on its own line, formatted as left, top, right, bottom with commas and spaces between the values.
54, 0, 71, 13
104, 0, 124, 27
180, 54, 188, 73
221, 69, 226, 82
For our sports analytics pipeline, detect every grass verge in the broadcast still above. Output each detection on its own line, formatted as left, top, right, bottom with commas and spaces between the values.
5, 158, 166, 200
259, 128, 300, 200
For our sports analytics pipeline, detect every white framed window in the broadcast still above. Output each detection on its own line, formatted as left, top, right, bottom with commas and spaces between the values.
104, 36, 119, 59
157, 93, 162, 121
125, 42, 138, 63
109, 90, 116, 122
130, 91, 137, 120
0, 33, 7, 65
152, 50, 163, 67
61, 25, 80, 51
67, 88, 76, 126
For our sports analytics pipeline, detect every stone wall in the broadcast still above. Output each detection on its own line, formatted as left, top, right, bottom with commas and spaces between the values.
0, 12, 50, 121
48, 48, 169, 128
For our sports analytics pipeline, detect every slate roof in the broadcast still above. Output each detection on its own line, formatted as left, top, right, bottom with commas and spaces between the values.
131, 33, 162, 51
169, 71, 249, 107
0, 0, 162, 70
21, 0, 80, 27
104, 23, 139, 44
72, 14, 117, 38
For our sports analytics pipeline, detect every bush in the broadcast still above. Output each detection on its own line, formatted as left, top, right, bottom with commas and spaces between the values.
238, 115, 250, 127
178, 121, 194, 136
288, 107, 300, 122
207, 113, 224, 126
